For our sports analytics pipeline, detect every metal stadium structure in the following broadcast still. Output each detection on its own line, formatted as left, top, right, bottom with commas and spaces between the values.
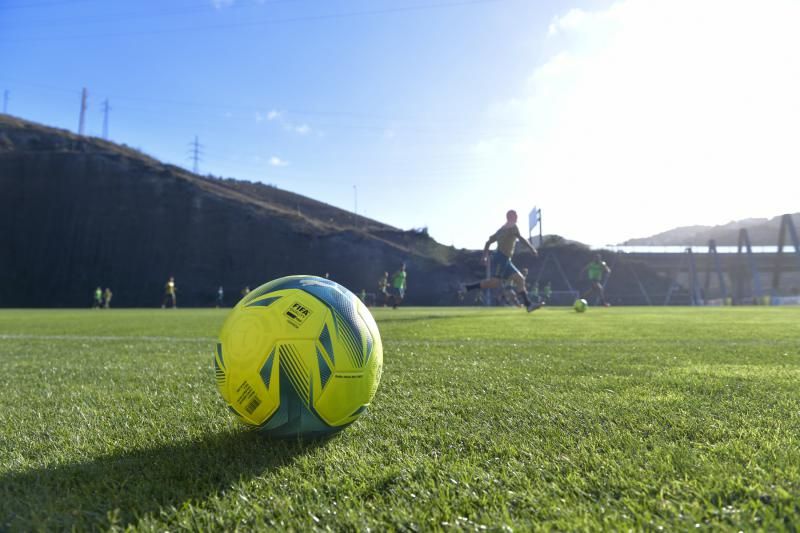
610, 214, 800, 306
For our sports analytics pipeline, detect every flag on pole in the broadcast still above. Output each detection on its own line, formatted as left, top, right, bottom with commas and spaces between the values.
529, 207, 542, 245
528, 207, 540, 232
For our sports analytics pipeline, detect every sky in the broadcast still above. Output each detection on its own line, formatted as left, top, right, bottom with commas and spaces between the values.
2, 0, 798, 249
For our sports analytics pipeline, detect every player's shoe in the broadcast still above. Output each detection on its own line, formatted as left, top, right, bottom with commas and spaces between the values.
527, 302, 542, 312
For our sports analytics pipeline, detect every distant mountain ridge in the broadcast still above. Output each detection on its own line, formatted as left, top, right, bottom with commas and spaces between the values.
623, 214, 800, 246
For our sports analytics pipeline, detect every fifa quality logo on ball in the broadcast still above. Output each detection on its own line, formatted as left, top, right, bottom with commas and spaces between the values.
214, 275, 383, 438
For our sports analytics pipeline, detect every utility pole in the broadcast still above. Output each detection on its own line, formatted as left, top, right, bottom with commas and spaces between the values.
102, 99, 110, 139
78, 87, 88, 135
353, 185, 358, 215
188, 135, 203, 174
2, 90, 8, 114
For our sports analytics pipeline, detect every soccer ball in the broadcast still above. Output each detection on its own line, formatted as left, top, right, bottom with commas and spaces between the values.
573, 298, 588, 312
214, 275, 383, 438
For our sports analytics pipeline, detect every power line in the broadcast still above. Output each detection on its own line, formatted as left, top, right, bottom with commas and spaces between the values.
6, 0, 299, 27
0, 76, 528, 131
0, 0, 505, 43
0, 0, 107, 11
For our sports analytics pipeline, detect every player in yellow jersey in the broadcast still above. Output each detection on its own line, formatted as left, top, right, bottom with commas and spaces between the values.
461, 210, 541, 312
377, 272, 389, 307
162, 276, 177, 308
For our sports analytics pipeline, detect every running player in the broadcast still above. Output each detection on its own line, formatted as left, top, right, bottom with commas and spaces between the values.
461, 209, 540, 312
521, 267, 541, 304
389, 264, 407, 309
377, 272, 390, 307
580, 254, 611, 306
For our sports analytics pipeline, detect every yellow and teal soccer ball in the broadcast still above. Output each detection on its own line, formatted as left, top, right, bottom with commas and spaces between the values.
573, 298, 588, 313
214, 275, 383, 438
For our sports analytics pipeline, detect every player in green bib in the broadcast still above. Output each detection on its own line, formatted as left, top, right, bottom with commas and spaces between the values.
580, 254, 611, 306
461, 209, 540, 312
93, 287, 103, 309
389, 264, 407, 309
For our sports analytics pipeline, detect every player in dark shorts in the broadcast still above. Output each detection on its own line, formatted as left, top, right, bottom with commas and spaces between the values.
377, 272, 390, 306
580, 254, 611, 306
93, 287, 103, 309
460, 209, 540, 312
162, 276, 177, 308
389, 264, 407, 309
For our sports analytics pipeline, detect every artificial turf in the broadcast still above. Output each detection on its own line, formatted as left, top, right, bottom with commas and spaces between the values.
1, 306, 799, 530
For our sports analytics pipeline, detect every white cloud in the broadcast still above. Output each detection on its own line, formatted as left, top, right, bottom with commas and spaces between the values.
474, 0, 800, 246
547, 8, 589, 36
269, 156, 289, 167
260, 110, 312, 135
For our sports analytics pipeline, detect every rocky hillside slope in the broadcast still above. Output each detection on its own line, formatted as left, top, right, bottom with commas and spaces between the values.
0, 115, 475, 307
0, 115, 675, 307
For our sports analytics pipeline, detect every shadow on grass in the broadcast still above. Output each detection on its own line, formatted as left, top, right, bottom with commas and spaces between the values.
0, 429, 327, 530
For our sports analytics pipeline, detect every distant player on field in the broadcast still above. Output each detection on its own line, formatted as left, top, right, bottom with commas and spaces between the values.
580, 254, 611, 306
461, 209, 540, 312
389, 264, 407, 309
93, 287, 103, 309
522, 268, 541, 304
162, 276, 177, 308
377, 272, 389, 306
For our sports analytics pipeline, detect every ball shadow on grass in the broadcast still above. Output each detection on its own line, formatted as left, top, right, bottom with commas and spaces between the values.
1, 429, 331, 530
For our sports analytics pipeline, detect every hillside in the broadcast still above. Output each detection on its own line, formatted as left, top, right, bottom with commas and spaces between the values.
0, 115, 476, 307
0, 115, 675, 307
623, 214, 800, 246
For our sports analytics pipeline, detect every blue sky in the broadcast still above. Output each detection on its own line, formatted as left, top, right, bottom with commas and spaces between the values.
2, 0, 798, 249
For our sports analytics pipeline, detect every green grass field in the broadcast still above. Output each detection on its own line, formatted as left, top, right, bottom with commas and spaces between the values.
1, 306, 799, 531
